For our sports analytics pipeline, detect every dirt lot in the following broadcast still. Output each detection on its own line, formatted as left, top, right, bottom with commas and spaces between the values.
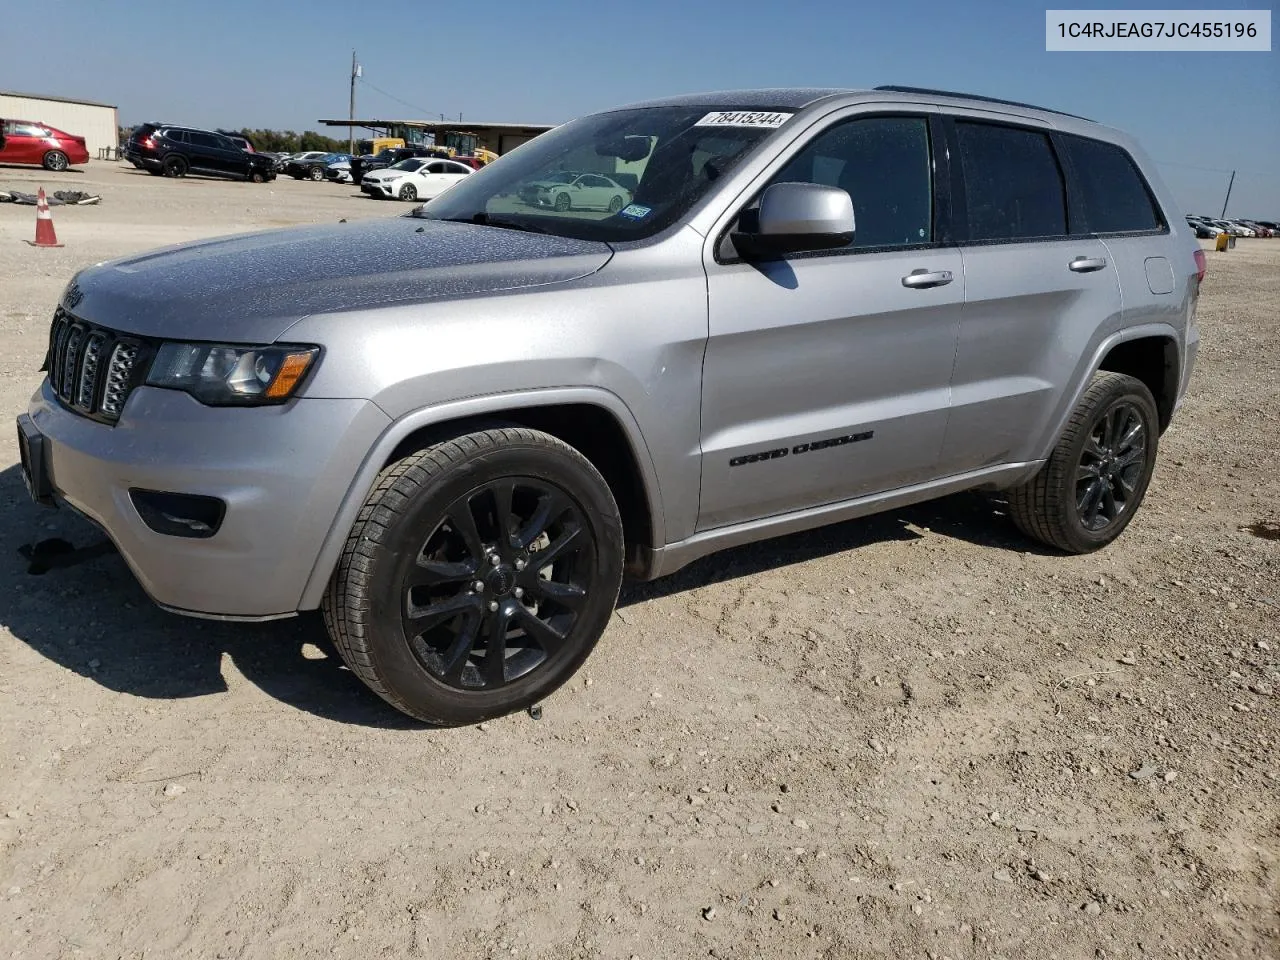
1, 162, 1276, 960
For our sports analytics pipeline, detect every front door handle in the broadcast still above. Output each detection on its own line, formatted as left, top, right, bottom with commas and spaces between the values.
1069, 256, 1108, 273
901, 269, 954, 289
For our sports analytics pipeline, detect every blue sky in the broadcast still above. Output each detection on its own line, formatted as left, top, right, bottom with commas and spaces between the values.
7, 0, 1277, 216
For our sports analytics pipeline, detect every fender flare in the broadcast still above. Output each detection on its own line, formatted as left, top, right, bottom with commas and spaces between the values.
295, 385, 666, 610
1035, 321, 1183, 462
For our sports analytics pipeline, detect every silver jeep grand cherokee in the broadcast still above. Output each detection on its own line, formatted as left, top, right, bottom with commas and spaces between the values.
17, 87, 1202, 724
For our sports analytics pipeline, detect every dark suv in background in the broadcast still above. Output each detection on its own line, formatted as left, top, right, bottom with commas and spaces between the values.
124, 124, 276, 182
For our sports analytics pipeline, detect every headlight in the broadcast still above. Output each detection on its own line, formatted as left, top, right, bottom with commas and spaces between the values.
146, 343, 319, 405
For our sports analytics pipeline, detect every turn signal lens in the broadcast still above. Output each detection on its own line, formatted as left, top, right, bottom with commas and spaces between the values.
1193, 249, 1206, 285
266, 351, 317, 399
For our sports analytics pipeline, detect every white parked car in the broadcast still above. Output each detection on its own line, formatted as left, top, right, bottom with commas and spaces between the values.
326, 158, 353, 184
360, 158, 472, 201
517, 171, 633, 212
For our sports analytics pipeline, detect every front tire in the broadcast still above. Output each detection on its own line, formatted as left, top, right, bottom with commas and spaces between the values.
322, 427, 624, 725
309, 166, 324, 181
249, 169, 266, 183
1007, 371, 1159, 553
554, 192, 571, 212
398, 183, 417, 201
43, 150, 69, 172
608, 194, 624, 213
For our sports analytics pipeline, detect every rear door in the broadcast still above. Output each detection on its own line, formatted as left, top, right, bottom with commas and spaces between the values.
2, 121, 46, 165
699, 111, 964, 530
1057, 133, 1187, 337
937, 114, 1123, 474
181, 130, 222, 174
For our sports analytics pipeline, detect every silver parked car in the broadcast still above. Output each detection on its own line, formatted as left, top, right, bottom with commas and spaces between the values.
18, 86, 1202, 724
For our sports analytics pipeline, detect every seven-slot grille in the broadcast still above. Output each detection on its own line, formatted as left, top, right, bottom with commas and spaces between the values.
47, 308, 146, 423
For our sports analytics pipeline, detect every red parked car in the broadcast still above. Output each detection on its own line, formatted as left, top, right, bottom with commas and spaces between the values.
0, 118, 90, 171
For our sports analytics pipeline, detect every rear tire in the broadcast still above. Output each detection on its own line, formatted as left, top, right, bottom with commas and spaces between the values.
163, 155, 188, 178
43, 150, 69, 172
1007, 371, 1159, 553
322, 427, 624, 725
608, 194, 624, 213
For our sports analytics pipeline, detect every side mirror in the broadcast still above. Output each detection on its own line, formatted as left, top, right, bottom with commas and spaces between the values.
732, 182, 854, 259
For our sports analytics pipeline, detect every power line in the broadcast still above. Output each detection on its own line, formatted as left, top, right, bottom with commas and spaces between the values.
1155, 158, 1270, 178
356, 78, 444, 120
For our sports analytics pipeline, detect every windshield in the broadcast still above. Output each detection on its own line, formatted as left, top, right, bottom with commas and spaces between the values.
391, 159, 426, 172
413, 105, 792, 241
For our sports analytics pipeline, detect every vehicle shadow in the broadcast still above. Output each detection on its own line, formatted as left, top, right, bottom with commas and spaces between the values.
0, 462, 1045, 725
0, 464, 422, 729
618, 488, 1046, 606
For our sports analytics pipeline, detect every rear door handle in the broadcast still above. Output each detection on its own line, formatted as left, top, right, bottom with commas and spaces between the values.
1069, 256, 1108, 273
901, 269, 954, 289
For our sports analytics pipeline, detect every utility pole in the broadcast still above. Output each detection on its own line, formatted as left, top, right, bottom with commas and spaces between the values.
1220, 170, 1236, 219
348, 50, 359, 156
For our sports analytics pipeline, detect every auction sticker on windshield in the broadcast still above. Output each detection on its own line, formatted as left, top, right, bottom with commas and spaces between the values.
695, 111, 793, 128
619, 204, 652, 219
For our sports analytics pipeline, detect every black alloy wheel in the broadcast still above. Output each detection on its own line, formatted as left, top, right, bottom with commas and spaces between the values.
1008, 371, 1159, 553
1075, 400, 1147, 532
323, 427, 624, 725
400, 477, 597, 691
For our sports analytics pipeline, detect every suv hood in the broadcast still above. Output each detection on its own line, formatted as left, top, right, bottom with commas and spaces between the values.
61, 218, 613, 342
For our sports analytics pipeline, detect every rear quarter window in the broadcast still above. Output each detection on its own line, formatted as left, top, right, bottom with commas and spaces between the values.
1060, 135, 1164, 234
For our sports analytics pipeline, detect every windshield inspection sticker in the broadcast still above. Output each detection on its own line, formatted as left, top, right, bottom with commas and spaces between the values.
619, 204, 652, 219
695, 111, 793, 129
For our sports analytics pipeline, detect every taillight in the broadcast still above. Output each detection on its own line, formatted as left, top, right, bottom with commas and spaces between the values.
1193, 249, 1206, 285
142, 137, 155, 149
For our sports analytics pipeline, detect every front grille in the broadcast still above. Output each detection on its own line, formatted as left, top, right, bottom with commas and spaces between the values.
47, 308, 150, 424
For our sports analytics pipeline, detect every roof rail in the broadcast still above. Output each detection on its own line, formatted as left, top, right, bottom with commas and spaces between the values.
873, 86, 1092, 122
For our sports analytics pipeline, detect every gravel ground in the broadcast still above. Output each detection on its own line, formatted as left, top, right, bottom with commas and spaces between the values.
1, 162, 1276, 960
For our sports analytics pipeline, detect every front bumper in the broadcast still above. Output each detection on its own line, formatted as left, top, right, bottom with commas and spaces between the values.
361, 179, 396, 198
25, 380, 390, 619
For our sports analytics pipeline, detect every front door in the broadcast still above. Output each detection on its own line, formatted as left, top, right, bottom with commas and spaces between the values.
698, 113, 963, 531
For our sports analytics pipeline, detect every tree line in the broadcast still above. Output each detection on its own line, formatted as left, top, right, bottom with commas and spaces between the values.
118, 126, 352, 153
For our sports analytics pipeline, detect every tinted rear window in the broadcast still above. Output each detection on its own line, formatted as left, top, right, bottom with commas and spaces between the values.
1060, 135, 1163, 234
956, 122, 1067, 241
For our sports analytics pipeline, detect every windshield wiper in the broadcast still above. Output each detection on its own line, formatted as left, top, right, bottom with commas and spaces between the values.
426, 212, 549, 234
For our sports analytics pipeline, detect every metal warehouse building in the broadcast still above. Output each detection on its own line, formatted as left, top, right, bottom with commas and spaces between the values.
318, 118, 554, 156
0, 91, 119, 156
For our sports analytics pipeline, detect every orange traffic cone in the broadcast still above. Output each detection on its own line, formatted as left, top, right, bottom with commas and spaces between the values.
29, 188, 64, 248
